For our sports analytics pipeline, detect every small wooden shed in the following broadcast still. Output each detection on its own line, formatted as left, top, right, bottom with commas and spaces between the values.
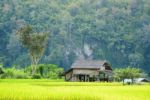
65, 59, 113, 82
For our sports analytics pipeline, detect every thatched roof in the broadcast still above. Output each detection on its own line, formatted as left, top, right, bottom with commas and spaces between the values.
71, 59, 106, 69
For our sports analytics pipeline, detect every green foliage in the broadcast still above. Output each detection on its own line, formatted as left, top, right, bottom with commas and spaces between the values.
36, 64, 64, 79
0, 66, 4, 75
0, 68, 29, 79
0, 64, 64, 79
114, 67, 144, 83
25, 64, 64, 79
0, 0, 150, 75
31, 74, 41, 79
17, 25, 48, 74
17, 25, 32, 48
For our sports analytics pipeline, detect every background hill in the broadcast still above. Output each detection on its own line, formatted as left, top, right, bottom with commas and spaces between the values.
0, 0, 150, 75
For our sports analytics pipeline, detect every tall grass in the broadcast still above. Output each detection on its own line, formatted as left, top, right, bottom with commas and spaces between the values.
0, 79, 150, 100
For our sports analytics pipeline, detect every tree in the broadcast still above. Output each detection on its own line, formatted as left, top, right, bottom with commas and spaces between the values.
17, 25, 48, 74
0, 67, 4, 75
0, 0, 150, 75
29, 64, 64, 79
114, 67, 143, 84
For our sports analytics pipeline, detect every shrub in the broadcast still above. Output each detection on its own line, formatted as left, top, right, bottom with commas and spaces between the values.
1, 68, 14, 78
0, 68, 29, 79
30, 64, 64, 79
31, 74, 41, 79
0, 67, 4, 74
14, 70, 29, 79
0, 64, 64, 79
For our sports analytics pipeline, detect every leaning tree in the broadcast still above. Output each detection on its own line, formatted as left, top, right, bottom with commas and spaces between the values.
17, 25, 48, 74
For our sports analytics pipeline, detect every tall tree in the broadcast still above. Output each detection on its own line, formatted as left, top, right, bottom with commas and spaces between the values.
17, 25, 48, 74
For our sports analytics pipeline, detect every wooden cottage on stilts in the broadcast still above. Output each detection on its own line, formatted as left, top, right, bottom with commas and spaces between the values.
65, 59, 113, 82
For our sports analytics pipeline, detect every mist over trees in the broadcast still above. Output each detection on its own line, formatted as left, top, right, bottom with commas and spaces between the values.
0, 0, 150, 75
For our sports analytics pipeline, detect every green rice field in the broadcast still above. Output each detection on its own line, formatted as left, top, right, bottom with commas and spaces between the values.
0, 79, 150, 100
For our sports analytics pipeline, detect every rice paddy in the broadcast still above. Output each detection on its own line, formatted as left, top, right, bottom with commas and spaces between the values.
0, 79, 150, 100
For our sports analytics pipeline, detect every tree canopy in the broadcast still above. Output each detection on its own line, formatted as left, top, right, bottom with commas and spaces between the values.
0, 0, 150, 75
114, 67, 146, 84
17, 25, 48, 74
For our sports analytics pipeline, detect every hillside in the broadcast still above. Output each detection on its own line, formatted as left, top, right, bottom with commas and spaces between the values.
0, 0, 150, 75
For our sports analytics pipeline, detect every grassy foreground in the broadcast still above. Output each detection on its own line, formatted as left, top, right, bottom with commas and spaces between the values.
0, 79, 150, 100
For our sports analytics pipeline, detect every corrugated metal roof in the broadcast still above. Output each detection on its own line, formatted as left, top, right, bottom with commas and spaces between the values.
71, 59, 106, 69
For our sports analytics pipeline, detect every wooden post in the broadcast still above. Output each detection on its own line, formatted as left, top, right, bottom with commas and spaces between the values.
85, 75, 86, 82
87, 75, 89, 82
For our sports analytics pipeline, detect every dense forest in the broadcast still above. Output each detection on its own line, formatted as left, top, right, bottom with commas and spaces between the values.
0, 0, 150, 75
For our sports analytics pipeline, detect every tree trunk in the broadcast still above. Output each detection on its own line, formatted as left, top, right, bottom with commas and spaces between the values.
32, 59, 38, 75
30, 51, 43, 75
123, 78, 125, 85
30, 55, 40, 75
131, 78, 134, 84
32, 64, 36, 75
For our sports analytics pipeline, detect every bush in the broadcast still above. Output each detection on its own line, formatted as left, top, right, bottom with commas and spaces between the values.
0, 64, 64, 79
28, 64, 64, 79
0, 68, 29, 79
31, 74, 41, 79
14, 70, 29, 79
0, 67, 4, 74
0, 73, 9, 79
1, 68, 14, 78
48, 71, 58, 79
